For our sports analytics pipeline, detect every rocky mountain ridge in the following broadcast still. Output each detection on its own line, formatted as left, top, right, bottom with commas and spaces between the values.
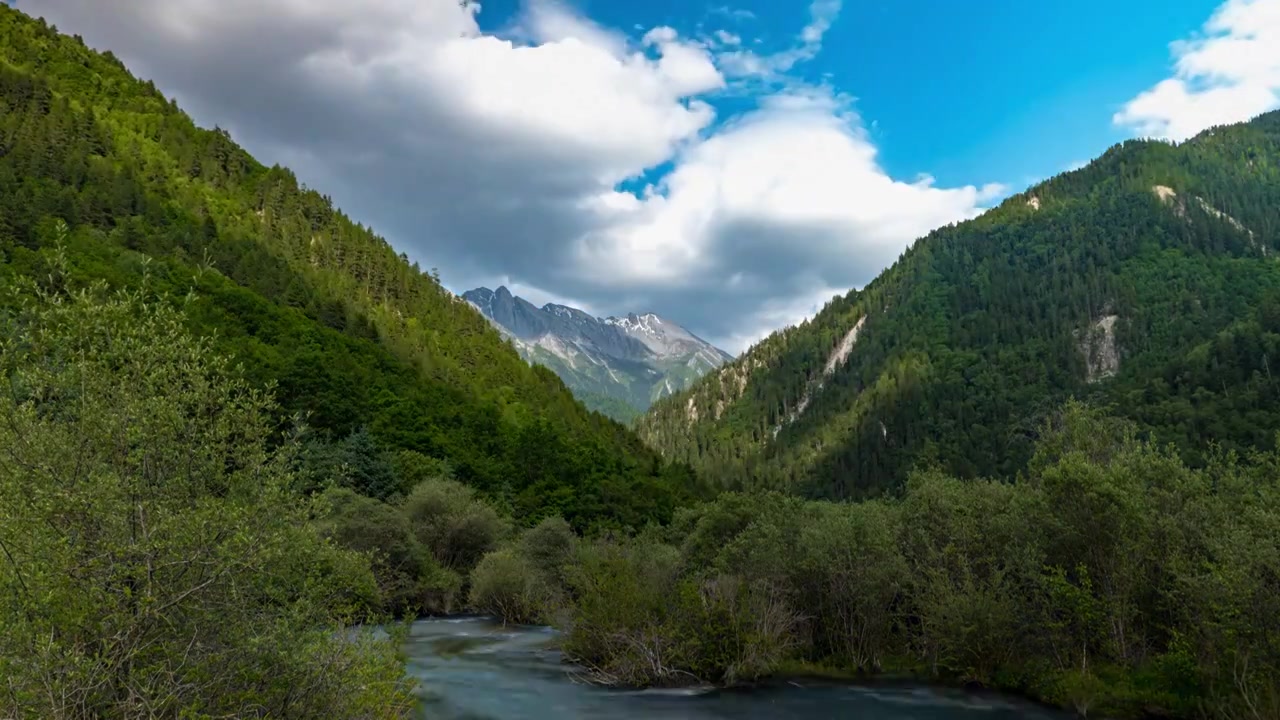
463, 286, 733, 421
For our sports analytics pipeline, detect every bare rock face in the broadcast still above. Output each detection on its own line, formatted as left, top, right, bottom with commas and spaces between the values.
824, 317, 867, 378
1153, 184, 1265, 255
771, 316, 866, 438
1078, 314, 1120, 383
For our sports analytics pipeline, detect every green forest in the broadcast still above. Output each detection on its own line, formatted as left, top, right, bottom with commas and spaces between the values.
640, 112, 1280, 500
0, 7, 702, 532
480, 402, 1280, 719
1, 6, 1277, 720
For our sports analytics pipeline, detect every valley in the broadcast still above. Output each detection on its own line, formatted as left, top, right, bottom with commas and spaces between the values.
0, 4, 1277, 720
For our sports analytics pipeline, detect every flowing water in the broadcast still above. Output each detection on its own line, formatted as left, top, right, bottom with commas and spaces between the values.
403, 617, 1068, 719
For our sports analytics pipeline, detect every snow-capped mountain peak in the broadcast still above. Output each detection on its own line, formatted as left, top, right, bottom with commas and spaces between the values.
606, 312, 663, 335
461, 287, 733, 421
605, 312, 730, 362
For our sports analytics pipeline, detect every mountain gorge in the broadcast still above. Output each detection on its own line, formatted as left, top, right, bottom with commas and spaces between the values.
639, 112, 1280, 498
464, 286, 732, 421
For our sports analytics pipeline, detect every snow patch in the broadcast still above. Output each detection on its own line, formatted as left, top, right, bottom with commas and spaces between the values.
606, 313, 664, 338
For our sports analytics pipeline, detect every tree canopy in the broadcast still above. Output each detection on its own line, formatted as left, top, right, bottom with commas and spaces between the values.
0, 5, 705, 531
640, 112, 1280, 499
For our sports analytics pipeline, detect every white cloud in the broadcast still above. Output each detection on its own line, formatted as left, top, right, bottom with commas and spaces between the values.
641, 26, 726, 97
715, 285, 846, 354
522, 0, 629, 53
33, 0, 999, 354
714, 30, 742, 46
717, 0, 844, 80
800, 0, 843, 44
1115, 0, 1280, 141
710, 6, 757, 22
576, 91, 1002, 288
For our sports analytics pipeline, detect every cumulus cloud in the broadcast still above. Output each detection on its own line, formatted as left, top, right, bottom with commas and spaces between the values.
577, 92, 1002, 287
31, 0, 999, 353
1115, 0, 1280, 141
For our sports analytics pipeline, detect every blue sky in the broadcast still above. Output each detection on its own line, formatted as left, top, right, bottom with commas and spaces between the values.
33, 0, 1280, 351
468, 0, 1220, 195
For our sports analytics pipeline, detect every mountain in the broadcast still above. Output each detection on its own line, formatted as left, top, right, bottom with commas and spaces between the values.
0, 5, 702, 529
638, 110, 1280, 499
463, 286, 733, 422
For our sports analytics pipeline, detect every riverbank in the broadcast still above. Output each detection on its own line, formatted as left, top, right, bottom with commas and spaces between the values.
402, 615, 1146, 719
402, 617, 1070, 720
404, 616, 1167, 719
773, 661, 1101, 720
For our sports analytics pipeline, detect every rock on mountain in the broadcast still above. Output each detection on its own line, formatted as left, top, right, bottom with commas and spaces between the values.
463, 287, 733, 422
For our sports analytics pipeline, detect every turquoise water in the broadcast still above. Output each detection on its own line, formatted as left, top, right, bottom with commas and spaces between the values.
404, 617, 1067, 719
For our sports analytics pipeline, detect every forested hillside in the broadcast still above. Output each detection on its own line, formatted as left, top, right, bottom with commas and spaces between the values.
639, 111, 1280, 498
0, 6, 701, 529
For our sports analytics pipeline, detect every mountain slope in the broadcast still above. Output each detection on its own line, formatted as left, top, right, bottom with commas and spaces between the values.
639, 111, 1280, 498
463, 286, 732, 421
0, 6, 701, 528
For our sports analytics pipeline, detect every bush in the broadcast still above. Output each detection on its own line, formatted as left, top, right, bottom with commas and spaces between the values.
390, 449, 456, 495
898, 473, 1039, 680
561, 535, 799, 687
468, 549, 554, 625
793, 502, 906, 672
0, 285, 414, 718
402, 477, 510, 573
669, 575, 800, 685
561, 539, 684, 685
671, 491, 799, 571
519, 515, 578, 581
316, 487, 461, 615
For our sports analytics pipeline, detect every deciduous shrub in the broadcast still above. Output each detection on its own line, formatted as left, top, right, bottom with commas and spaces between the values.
0, 284, 415, 719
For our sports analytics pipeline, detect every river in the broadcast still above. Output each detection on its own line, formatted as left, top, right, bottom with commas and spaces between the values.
403, 617, 1068, 719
